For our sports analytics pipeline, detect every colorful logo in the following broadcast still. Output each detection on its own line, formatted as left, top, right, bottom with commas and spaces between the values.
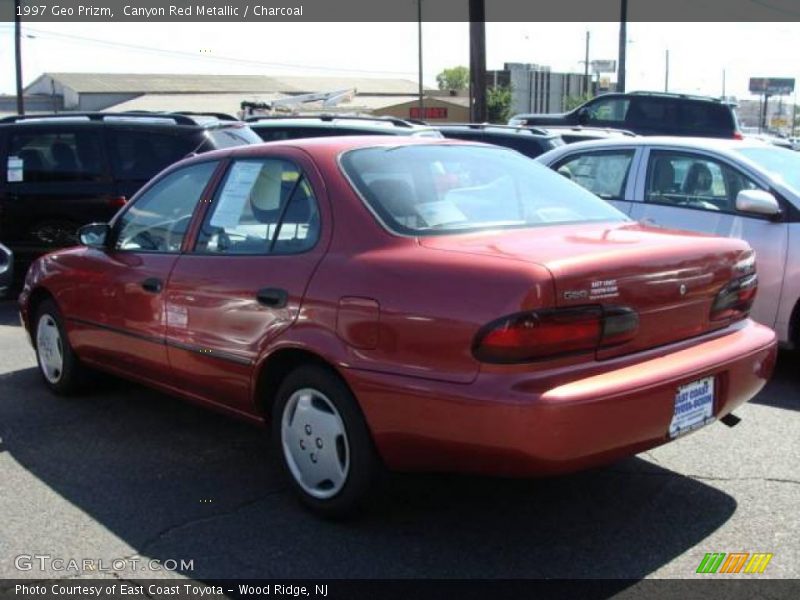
696, 552, 773, 574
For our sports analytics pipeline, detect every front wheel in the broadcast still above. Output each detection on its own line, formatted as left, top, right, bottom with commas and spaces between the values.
34, 299, 87, 395
272, 365, 380, 517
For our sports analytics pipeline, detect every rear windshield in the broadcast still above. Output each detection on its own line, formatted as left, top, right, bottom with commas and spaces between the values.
340, 144, 627, 235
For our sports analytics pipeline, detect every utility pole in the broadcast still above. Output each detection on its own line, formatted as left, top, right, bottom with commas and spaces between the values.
417, 0, 424, 117
469, 0, 487, 122
722, 69, 726, 98
664, 49, 669, 92
584, 31, 590, 96
617, 0, 627, 93
14, 0, 24, 115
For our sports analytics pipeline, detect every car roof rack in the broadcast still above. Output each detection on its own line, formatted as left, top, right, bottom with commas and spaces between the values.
627, 90, 723, 103
245, 114, 419, 129
438, 122, 552, 136
0, 111, 221, 126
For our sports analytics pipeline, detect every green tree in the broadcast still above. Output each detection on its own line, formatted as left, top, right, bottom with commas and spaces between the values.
564, 93, 593, 112
436, 66, 469, 91
487, 86, 512, 124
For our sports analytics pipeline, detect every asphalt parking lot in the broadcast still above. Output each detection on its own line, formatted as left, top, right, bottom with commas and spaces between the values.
0, 299, 798, 581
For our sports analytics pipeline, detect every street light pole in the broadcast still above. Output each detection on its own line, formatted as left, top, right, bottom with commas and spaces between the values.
617, 0, 627, 93
469, 0, 487, 122
664, 49, 669, 93
14, 0, 25, 115
584, 31, 590, 96
417, 0, 424, 117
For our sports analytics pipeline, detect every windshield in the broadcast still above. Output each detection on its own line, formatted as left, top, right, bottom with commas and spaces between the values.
340, 144, 627, 235
736, 146, 800, 194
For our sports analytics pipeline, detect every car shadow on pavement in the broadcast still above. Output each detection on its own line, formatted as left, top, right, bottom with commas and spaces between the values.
0, 365, 738, 582
749, 349, 799, 412
0, 300, 20, 326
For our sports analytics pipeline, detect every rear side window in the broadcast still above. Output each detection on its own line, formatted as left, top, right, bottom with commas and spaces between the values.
7, 130, 106, 183
681, 103, 733, 131
195, 159, 320, 255
553, 150, 635, 200
111, 130, 198, 181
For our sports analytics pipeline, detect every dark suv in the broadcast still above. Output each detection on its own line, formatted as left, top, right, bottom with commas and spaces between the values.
247, 115, 442, 141
0, 112, 261, 281
435, 124, 563, 158
509, 92, 742, 139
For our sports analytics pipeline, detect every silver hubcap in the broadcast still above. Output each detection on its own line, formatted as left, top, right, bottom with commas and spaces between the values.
281, 388, 350, 499
36, 313, 64, 384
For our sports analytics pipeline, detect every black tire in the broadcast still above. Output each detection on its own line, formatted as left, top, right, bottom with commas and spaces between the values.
33, 299, 87, 395
272, 364, 380, 517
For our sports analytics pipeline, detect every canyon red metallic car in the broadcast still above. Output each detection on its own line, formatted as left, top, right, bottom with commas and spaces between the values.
19, 137, 777, 515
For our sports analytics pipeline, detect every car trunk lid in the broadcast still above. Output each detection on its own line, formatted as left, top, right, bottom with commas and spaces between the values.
419, 222, 753, 359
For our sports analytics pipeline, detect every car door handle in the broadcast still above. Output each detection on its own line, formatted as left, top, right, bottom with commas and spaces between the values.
256, 287, 288, 308
141, 277, 163, 293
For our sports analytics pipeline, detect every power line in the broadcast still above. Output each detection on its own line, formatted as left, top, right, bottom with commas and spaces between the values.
0, 25, 421, 78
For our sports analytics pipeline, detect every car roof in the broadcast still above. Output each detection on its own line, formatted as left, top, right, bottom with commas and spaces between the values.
540, 136, 770, 154
0, 111, 242, 129
247, 115, 435, 132
436, 123, 556, 137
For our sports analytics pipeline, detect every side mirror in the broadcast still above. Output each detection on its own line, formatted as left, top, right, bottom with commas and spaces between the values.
576, 108, 590, 125
78, 223, 110, 248
735, 189, 782, 217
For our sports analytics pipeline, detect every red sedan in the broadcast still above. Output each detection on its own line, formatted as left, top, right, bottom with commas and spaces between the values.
18, 137, 777, 515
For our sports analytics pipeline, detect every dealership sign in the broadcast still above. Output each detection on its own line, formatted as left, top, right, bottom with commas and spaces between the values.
748, 77, 795, 95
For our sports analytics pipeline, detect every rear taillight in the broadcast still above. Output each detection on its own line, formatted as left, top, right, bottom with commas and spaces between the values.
710, 274, 758, 322
473, 305, 639, 363
733, 131, 744, 140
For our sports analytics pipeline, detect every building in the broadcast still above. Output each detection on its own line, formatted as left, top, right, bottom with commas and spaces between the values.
488, 63, 594, 116
736, 97, 797, 133
22, 72, 433, 114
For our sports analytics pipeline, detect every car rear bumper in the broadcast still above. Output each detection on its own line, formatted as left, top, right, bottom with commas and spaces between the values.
344, 319, 777, 476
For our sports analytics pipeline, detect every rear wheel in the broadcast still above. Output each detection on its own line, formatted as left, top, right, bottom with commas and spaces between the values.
272, 365, 379, 517
34, 299, 87, 395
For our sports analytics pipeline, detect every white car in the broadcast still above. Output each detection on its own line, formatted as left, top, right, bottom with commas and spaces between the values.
538, 137, 800, 347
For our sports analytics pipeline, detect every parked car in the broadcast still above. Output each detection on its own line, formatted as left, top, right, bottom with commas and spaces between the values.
510, 91, 742, 139
247, 114, 442, 141
0, 112, 262, 282
435, 124, 563, 158
19, 137, 776, 515
744, 133, 794, 150
532, 125, 638, 145
0, 242, 11, 297
537, 136, 800, 347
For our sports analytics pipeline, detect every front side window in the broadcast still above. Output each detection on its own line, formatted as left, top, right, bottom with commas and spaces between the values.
195, 159, 320, 255
553, 150, 635, 200
7, 131, 106, 183
645, 151, 760, 213
585, 98, 630, 124
115, 161, 218, 252
341, 144, 627, 235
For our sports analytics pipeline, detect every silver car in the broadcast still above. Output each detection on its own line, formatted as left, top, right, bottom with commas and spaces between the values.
0, 242, 11, 298
537, 137, 800, 347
